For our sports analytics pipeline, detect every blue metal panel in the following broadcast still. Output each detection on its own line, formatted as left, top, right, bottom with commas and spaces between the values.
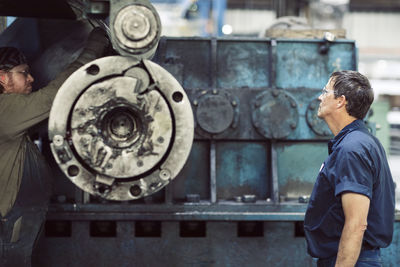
158, 39, 212, 89
216, 142, 270, 200
276, 142, 328, 200
217, 40, 270, 88
172, 141, 210, 201
276, 40, 356, 89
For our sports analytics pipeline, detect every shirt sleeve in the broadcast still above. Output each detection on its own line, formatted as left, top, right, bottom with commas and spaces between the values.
333, 146, 374, 199
0, 61, 82, 140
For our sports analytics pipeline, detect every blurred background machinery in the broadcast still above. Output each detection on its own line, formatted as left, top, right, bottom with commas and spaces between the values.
0, 0, 400, 266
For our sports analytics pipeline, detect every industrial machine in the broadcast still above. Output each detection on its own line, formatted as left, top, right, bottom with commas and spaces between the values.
0, 0, 398, 266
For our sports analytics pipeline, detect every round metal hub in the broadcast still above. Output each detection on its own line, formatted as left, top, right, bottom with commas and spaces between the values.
122, 11, 150, 41
252, 90, 299, 139
70, 76, 173, 178
114, 5, 159, 52
196, 94, 234, 134
49, 56, 194, 201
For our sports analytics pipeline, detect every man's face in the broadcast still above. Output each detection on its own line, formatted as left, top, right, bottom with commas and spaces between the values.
1, 64, 34, 94
317, 77, 337, 119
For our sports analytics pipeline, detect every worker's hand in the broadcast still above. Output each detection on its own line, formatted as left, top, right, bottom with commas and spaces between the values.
76, 27, 110, 65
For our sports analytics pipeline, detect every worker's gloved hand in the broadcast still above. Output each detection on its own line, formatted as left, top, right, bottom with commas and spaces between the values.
76, 27, 110, 65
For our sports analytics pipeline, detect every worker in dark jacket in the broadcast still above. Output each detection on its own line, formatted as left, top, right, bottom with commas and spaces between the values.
304, 71, 395, 267
0, 27, 109, 267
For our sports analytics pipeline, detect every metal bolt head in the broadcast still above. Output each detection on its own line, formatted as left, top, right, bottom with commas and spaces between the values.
290, 122, 297, 129
121, 10, 150, 41
159, 169, 171, 180
53, 135, 64, 147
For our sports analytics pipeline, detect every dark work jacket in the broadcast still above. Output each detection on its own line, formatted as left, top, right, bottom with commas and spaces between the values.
304, 119, 395, 259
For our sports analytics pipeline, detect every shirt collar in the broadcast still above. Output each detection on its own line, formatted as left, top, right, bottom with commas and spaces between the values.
328, 119, 366, 154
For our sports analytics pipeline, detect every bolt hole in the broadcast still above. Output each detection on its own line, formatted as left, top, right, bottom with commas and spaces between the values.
130, 185, 142, 196
67, 165, 79, 177
172, 92, 183, 102
86, 64, 100, 75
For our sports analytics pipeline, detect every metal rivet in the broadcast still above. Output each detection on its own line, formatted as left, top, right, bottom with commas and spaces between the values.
53, 135, 64, 147
159, 169, 171, 180
130, 185, 142, 196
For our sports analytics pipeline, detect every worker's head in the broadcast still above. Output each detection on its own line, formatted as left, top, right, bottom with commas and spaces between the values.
0, 47, 34, 94
318, 70, 373, 120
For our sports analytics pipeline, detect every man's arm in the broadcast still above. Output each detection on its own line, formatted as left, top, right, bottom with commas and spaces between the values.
335, 192, 370, 267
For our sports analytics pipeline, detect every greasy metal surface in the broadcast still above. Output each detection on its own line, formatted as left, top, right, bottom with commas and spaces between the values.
252, 89, 299, 139
110, 0, 161, 59
48, 56, 194, 200
70, 77, 173, 178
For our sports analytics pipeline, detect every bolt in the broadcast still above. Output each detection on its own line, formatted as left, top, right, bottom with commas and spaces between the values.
272, 89, 279, 97
291, 101, 297, 108
290, 122, 297, 129
157, 136, 164, 143
159, 169, 171, 180
137, 160, 143, 167
212, 89, 218, 95
193, 100, 198, 106
53, 135, 64, 147
231, 100, 237, 107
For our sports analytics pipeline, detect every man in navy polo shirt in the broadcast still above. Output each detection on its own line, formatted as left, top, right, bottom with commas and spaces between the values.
304, 70, 395, 267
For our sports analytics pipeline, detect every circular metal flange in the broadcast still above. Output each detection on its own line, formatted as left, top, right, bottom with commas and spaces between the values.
49, 56, 194, 201
251, 89, 299, 139
192, 89, 239, 137
113, 4, 161, 57
306, 97, 332, 136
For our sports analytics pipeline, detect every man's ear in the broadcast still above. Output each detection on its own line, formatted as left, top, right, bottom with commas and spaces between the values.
337, 95, 346, 109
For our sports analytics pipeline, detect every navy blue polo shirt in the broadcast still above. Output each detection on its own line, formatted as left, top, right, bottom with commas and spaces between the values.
304, 119, 395, 259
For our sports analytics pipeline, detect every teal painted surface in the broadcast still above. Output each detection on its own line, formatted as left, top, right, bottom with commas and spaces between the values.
369, 100, 391, 156
164, 39, 211, 89
217, 41, 270, 88
216, 142, 270, 200
276, 142, 328, 199
276, 41, 355, 89
172, 141, 210, 201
